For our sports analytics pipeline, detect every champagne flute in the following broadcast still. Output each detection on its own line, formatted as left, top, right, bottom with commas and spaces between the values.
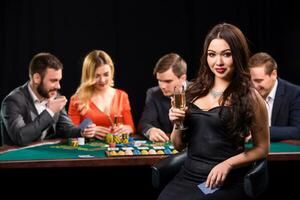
109, 114, 124, 144
113, 114, 130, 143
111, 114, 124, 132
114, 115, 124, 126
173, 85, 187, 130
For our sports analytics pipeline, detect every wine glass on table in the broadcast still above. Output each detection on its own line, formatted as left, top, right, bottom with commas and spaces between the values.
173, 85, 187, 130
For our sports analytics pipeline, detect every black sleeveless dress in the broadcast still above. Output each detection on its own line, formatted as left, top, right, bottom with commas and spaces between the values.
157, 104, 250, 200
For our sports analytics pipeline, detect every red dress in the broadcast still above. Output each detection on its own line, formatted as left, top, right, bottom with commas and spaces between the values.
68, 89, 135, 134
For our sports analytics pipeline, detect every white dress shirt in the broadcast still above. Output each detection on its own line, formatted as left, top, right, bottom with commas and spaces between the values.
28, 85, 54, 140
266, 79, 278, 126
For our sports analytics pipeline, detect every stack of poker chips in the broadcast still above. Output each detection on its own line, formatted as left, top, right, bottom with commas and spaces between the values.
105, 133, 131, 145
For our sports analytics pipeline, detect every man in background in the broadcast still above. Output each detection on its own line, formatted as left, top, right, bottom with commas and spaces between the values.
1, 52, 95, 146
249, 52, 300, 141
138, 53, 188, 142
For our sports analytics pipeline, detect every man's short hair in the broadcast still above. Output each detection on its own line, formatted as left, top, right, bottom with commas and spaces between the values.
29, 52, 63, 79
153, 53, 187, 78
248, 52, 277, 75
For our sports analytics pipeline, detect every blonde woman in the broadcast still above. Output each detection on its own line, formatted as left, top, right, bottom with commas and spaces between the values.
68, 50, 135, 139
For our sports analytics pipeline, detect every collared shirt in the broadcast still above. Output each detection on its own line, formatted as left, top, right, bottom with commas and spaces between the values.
28, 84, 54, 140
266, 79, 278, 126
183, 81, 188, 91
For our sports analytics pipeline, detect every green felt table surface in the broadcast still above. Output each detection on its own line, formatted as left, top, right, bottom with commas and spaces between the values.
0, 139, 174, 161
0, 142, 106, 161
1, 140, 300, 162
245, 142, 300, 152
268, 142, 300, 152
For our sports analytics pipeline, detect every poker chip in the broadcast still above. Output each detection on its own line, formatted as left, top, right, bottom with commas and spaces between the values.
106, 147, 178, 157
148, 149, 157, 155
78, 137, 85, 145
164, 148, 172, 154
156, 150, 164, 155
141, 149, 149, 155
71, 140, 79, 147
64, 137, 179, 157
125, 149, 133, 155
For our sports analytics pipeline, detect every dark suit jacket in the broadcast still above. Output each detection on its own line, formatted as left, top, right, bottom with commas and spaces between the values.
270, 78, 300, 141
0, 82, 81, 146
138, 86, 173, 136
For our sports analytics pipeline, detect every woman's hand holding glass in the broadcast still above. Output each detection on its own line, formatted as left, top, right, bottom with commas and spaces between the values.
169, 107, 187, 129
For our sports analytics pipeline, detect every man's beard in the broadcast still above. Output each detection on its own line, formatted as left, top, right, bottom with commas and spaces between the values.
37, 82, 55, 99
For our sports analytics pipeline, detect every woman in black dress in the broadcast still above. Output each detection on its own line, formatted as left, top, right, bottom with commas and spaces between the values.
157, 23, 269, 200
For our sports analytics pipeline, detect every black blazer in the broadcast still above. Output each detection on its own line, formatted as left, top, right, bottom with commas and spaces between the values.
270, 78, 300, 141
138, 86, 173, 136
0, 82, 81, 146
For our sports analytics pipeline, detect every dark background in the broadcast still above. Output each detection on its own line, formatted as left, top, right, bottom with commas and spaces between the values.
1, 0, 300, 129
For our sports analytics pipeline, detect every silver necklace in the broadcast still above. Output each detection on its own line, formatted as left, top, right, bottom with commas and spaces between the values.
210, 90, 223, 98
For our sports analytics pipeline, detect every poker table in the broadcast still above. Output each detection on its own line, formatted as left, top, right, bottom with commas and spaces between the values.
1, 139, 300, 199
0, 139, 172, 169
248, 140, 300, 161
0, 138, 168, 200
265, 140, 300, 160
1, 139, 300, 169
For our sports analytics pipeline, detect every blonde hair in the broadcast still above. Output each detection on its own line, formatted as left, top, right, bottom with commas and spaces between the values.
75, 50, 115, 111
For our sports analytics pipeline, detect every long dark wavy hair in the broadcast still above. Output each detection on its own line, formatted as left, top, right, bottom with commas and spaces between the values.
186, 23, 255, 146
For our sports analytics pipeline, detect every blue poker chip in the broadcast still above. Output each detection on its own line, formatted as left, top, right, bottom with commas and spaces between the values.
116, 143, 124, 147
133, 149, 141, 155
164, 148, 172, 154
125, 143, 134, 147
128, 137, 134, 143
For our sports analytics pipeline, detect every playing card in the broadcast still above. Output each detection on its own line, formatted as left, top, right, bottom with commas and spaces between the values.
197, 182, 220, 194
79, 118, 92, 130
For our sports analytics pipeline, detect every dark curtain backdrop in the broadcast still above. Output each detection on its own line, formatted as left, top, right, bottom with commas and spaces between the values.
1, 0, 300, 127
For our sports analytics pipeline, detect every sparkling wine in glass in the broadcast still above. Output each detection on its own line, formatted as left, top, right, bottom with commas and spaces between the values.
174, 85, 187, 130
